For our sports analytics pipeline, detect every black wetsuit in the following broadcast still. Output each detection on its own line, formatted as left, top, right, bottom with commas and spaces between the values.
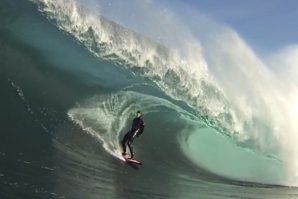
121, 116, 145, 157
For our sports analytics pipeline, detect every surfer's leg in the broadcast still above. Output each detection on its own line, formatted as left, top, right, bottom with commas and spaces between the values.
127, 134, 135, 158
127, 141, 134, 158
127, 130, 139, 158
121, 132, 130, 154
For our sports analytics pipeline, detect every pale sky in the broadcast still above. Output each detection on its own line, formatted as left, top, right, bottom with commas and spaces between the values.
182, 0, 298, 51
84, 0, 298, 52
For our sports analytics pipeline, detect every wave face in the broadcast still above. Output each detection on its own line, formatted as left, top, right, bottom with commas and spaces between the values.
1, 0, 298, 198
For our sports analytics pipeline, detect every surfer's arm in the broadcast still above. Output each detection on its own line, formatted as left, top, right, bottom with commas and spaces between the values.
137, 119, 145, 136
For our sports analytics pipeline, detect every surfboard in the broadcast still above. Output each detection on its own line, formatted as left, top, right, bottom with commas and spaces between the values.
122, 154, 142, 165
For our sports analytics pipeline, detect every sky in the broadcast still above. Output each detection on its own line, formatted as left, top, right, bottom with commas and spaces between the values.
82, 0, 298, 53
183, 0, 298, 52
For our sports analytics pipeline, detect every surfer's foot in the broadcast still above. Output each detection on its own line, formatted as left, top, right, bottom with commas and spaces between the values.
129, 153, 134, 159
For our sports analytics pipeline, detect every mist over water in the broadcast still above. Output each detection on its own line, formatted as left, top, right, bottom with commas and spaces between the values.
28, 0, 298, 186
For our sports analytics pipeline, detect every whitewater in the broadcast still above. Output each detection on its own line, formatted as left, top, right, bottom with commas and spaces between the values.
1, 0, 298, 198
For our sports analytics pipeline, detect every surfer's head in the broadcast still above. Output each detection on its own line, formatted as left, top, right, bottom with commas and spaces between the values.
136, 110, 142, 117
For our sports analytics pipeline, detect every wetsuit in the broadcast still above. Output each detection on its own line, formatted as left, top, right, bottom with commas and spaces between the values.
121, 116, 145, 157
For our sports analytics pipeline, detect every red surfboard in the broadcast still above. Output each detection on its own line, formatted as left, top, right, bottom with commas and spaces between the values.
122, 154, 142, 165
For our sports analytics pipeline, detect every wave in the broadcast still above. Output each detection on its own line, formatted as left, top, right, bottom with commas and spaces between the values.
67, 90, 197, 159
27, 0, 298, 186
27, 0, 224, 121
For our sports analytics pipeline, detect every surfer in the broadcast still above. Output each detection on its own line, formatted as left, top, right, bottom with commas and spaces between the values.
121, 110, 145, 159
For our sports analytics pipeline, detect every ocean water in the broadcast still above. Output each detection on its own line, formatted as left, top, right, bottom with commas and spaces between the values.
1, 0, 298, 198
